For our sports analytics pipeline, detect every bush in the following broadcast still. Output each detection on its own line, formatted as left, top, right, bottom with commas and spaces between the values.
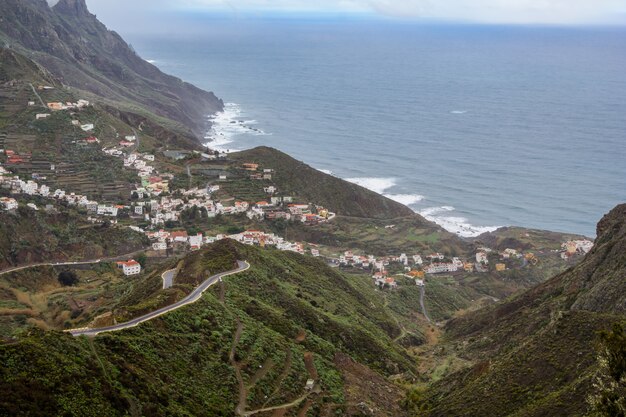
58, 270, 79, 286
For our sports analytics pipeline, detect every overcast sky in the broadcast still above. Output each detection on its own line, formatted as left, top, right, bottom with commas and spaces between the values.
75, 0, 626, 30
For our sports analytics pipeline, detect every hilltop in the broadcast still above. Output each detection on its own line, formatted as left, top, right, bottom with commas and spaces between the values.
417, 204, 626, 416
232, 146, 416, 219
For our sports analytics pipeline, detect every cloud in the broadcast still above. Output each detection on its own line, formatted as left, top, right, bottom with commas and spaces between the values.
84, 0, 626, 25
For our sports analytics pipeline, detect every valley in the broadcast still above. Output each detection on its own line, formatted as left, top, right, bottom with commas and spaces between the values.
0, 1, 623, 416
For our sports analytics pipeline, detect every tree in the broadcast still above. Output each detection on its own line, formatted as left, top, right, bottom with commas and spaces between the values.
58, 270, 79, 286
136, 252, 147, 268
588, 322, 626, 416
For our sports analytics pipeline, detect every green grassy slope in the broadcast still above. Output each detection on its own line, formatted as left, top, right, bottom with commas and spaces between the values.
0, 240, 416, 416
419, 204, 626, 416
0, 206, 147, 270
232, 146, 417, 219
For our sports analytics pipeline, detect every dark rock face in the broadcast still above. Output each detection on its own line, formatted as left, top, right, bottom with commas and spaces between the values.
0, 0, 223, 139
52, 0, 91, 17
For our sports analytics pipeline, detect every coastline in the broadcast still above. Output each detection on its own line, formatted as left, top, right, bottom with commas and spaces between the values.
202, 103, 502, 238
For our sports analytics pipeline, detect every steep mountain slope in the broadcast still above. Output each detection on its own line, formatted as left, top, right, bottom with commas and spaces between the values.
420, 204, 626, 416
0, 0, 222, 139
0, 240, 414, 416
232, 146, 417, 219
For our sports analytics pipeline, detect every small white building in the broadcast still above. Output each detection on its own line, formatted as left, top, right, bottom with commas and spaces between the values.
36, 114, 50, 120
117, 260, 141, 276
152, 241, 167, 251
0, 197, 18, 210
80, 124, 94, 132
476, 252, 489, 264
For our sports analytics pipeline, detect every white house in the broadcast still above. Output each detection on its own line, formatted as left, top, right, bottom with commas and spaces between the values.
97, 205, 119, 217
152, 241, 167, 251
189, 234, 204, 250
0, 197, 18, 210
80, 124, 94, 132
36, 114, 50, 120
125, 135, 137, 141
117, 260, 141, 276
476, 252, 489, 264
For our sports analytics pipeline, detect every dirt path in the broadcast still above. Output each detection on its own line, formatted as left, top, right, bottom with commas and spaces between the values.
297, 400, 313, 417
303, 352, 318, 380
242, 394, 311, 417
230, 319, 248, 416
262, 349, 293, 408
247, 357, 274, 390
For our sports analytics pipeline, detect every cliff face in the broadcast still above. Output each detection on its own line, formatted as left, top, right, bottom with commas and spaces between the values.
0, 0, 223, 139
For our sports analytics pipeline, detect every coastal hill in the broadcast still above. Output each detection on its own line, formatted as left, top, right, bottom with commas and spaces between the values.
0, 0, 223, 139
232, 146, 416, 219
419, 203, 626, 416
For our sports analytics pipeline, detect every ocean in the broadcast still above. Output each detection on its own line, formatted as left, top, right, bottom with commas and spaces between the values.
126, 19, 626, 237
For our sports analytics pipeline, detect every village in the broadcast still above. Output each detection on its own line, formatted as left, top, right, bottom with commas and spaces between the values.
0, 92, 594, 289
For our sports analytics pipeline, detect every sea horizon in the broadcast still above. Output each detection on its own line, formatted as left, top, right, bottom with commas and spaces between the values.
124, 19, 626, 238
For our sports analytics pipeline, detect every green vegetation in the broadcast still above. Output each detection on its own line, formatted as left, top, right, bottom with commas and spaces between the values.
232, 146, 415, 219
0, 207, 148, 270
57, 270, 78, 286
588, 322, 626, 417
0, 240, 414, 416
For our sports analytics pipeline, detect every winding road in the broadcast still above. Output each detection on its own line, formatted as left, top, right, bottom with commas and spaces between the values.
69, 260, 250, 337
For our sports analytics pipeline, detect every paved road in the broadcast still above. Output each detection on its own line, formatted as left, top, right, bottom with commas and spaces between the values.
70, 261, 250, 337
419, 285, 432, 323
162, 268, 177, 289
0, 249, 148, 277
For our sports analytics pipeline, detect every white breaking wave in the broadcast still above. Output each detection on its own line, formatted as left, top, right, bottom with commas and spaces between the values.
346, 177, 397, 195
204, 103, 270, 153
419, 206, 500, 238
386, 194, 425, 206
146, 59, 157, 64
451, 110, 468, 114
346, 177, 424, 207
318, 168, 334, 176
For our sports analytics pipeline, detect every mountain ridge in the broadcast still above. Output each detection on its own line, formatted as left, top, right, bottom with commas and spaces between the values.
0, 0, 223, 139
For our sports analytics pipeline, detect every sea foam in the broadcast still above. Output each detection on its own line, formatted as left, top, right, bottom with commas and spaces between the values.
419, 206, 500, 238
204, 103, 270, 153
346, 177, 424, 207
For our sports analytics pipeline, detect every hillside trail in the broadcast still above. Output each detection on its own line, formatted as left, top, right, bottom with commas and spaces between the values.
230, 319, 247, 416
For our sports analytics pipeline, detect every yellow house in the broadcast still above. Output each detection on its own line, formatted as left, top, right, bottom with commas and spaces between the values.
463, 262, 474, 272
495, 263, 507, 272
47, 102, 64, 110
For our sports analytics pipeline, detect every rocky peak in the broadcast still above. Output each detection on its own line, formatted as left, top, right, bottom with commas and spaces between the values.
52, 0, 91, 17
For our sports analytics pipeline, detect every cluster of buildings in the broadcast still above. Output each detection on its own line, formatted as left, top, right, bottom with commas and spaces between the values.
144, 229, 307, 255
333, 244, 554, 291
46, 99, 90, 112
32, 98, 91, 122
